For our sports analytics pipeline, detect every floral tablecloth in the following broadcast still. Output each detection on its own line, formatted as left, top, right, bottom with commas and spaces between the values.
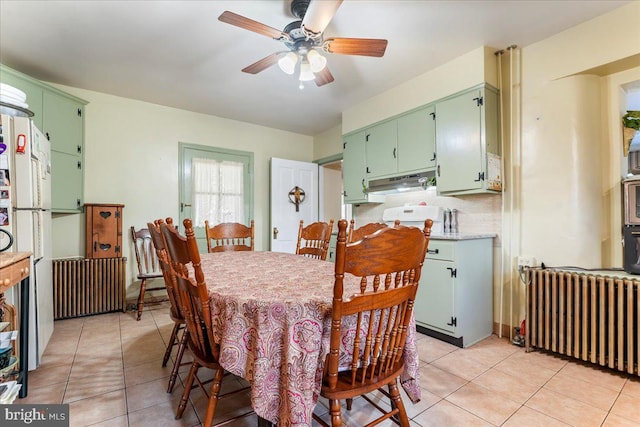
199, 251, 421, 426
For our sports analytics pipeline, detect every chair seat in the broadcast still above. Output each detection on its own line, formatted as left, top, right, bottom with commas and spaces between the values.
321, 363, 405, 400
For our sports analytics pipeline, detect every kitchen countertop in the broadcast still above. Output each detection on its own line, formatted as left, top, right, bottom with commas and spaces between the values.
430, 233, 496, 241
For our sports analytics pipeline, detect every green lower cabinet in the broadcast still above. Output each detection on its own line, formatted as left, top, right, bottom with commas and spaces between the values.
327, 233, 337, 263
414, 237, 494, 348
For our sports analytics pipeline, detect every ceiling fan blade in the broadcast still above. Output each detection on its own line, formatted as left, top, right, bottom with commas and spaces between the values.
301, 0, 343, 35
314, 67, 334, 87
242, 52, 285, 74
324, 38, 388, 57
218, 11, 287, 40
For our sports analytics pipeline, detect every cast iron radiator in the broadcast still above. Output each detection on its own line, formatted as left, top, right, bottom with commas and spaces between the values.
525, 268, 639, 376
53, 257, 127, 319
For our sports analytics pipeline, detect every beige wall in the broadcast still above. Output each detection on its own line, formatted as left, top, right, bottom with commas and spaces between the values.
50, 86, 313, 298
313, 124, 342, 160
342, 46, 498, 134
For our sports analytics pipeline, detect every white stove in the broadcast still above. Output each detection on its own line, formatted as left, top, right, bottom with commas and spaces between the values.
382, 205, 444, 236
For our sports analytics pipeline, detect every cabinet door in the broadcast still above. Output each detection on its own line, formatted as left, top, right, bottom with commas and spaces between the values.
365, 120, 397, 179
86, 205, 123, 258
43, 91, 83, 156
436, 89, 484, 193
343, 132, 368, 203
51, 151, 83, 212
397, 105, 436, 173
415, 258, 456, 334
0, 72, 44, 130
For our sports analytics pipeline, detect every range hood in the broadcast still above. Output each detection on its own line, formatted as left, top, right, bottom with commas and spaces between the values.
368, 171, 435, 194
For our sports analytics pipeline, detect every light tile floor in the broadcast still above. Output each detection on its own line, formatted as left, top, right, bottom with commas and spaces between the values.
19, 303, 640, 426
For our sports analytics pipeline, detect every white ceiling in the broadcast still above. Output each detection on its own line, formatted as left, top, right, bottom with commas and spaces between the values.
0, 0, 631, 136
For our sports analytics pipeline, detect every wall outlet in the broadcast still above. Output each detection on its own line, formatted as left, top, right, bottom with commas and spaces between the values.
517, 255, 536, 268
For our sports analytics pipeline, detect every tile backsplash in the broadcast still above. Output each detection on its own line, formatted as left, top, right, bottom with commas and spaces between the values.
353, 187, 502, 246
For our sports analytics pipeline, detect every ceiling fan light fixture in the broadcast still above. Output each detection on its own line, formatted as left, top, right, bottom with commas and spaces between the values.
299, 60, 315, 82
307, 49, 327, 73
278, 52, 298, 75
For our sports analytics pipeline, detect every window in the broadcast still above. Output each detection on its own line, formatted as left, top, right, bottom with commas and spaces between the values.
179, 143, 253, 251
192, 158, 244, 226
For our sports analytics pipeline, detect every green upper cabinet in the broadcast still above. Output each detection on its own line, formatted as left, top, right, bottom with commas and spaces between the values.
51, 151, 83, 212
0, 63, 87, 213
435, 84, 500, 195
0, 67, 44, 130
343, 132, 384, 204
397, 105, 436, 174
43, 91, 84, 156
364, 120, 397, 180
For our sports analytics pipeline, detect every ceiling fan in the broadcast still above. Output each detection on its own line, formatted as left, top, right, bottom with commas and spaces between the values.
218, 0, 388, 89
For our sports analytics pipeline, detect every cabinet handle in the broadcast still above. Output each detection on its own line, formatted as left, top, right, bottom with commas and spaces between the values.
437, 164, 440, 177
46, 132, 50, 141
77, 161, 82, 169
473, 96, 484, 106
393, 148, 396, 159
430, 152, 436, 162
77, 145, 82, 154
77, 108, 82, 117
365, 134, 370, 142
474, 172, 485, 182
429, 112, 436, 120
77, 199, 81, 209
446, 317, 457, 327
427, 249, 439, 254
366, 167, 370, 174
447, 267, 457, 278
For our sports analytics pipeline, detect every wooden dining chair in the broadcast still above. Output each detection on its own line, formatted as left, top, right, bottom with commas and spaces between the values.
204, 220, 255, 253
130, 226, 166, 320
295, 219, 334, 260
160, 218, 252, 426
314, 218, 433, 427
147, 219, 189, 393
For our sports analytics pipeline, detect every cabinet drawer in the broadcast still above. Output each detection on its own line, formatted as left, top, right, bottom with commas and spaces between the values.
425, 240, 454, 261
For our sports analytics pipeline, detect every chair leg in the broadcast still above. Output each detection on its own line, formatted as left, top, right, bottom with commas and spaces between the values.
136, 278, 147, 321
203, 368, 225, 427
346, 398, 353, 410
163, 323, 180, 367
388, 382, 410, 426
329, 399, 342, 427
167, 327, 188, 393
176, 361, 199, 419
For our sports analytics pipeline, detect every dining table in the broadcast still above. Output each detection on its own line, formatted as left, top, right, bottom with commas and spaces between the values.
198, 250, 422, 427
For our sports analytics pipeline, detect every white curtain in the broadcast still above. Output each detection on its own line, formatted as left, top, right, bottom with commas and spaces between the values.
192, 157, 244, 226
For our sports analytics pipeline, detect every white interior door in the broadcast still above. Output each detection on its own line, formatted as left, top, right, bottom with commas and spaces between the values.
270, 158, 318, 253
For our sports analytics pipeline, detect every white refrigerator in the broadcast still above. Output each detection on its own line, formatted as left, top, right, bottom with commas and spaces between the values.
0, 114, 54, 371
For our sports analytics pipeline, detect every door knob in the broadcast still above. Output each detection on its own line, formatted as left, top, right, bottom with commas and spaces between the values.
273, 227, 279, 239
